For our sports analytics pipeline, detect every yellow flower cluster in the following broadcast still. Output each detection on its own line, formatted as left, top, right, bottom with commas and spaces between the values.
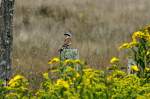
43, 72, 49, 79
119, 41, 139, 50
56, 79, 69, 89
74, 59, 83, 64
64, 59, 74, 65
119, 26, 150, 50
119, 43, 130, 50
66, 67, 74, 72
132, 31, 150, 41
129, 41, 139, 47
76, 72, 80, 78
132, 31, 145, 41
145, 33, 150, 41
48, 58, 83, 65
110, 57, 119, 64
64, 59, 83, 65
131, 65, 139, 72
48, 57, 60, 64
8, 75, 28, 87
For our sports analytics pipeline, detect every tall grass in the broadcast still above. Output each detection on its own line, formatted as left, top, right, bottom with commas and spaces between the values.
13, 0, 150, 78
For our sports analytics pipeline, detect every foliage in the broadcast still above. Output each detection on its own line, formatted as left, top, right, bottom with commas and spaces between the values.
1, 59, 150, 99
119, 25, 150, 74
1, 25, 150, 98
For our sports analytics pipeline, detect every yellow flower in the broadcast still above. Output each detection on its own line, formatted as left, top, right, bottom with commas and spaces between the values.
132, 31, 145, 41
74, 59, 82, 64
56, 79, 69, 89
8, 75, 27, 87
76, 73, 80, 78
131, 65, 139, 72
66, 67, 74, 72
43, 72, 49, 79
56, 79, 63, 85
9, 75, 24, 85
146, 51, 150, 55
119, 43, 130, 50
145, 67, 150, 72
9, 82, 19, 88
64, 59, 74, 65
129, 41, 139, 47
144, 33, 150, 41
110, 57, 119, 64
132, 31, 144, 39
48, 57, 60, 64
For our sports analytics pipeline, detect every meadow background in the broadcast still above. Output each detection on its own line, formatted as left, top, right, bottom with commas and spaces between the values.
12, 0, 150, 82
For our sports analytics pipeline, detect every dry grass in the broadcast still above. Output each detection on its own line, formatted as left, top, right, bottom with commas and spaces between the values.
13, 0, 150, 80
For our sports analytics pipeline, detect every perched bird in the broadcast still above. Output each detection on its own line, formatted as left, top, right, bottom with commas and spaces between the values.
63, 32, 72, 48
58, 32, 72, 52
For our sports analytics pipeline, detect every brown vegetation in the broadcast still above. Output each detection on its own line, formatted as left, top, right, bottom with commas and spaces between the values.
13, 0, 150, 81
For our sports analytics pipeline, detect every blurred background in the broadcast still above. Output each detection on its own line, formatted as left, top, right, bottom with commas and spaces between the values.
12, 0, 150, 86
